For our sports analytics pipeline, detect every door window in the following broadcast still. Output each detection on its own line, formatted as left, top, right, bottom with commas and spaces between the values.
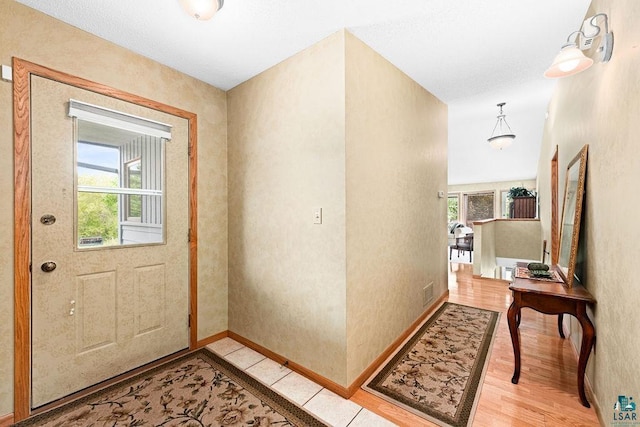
71, 100, 171, 249
124, 159, 142, 222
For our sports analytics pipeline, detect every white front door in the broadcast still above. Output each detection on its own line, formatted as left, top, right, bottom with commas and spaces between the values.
30, 76, 190, 407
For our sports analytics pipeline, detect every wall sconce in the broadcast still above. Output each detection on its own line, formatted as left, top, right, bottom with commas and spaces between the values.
179, 0, 224, 20
544, 13, 613, 78
487, 102, 516, 150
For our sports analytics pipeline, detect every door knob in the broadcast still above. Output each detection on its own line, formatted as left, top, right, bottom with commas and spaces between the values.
41, 261, 57, 272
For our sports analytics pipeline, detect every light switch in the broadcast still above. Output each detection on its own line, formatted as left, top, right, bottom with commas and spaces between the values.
313, 207, 322, 224
438, 191, 445, 198
1, 65, 12, 82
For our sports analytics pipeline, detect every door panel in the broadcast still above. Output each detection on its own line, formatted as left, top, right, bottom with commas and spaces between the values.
76, 271, 117, 352
133, 265, 166, 335
30, 76, 189, 407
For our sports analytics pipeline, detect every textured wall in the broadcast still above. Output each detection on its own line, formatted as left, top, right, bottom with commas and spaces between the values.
343, 33, 448, 384
0, 0, 228, 416
472, 220, 541, 277
228, 30, 448, 388
537, 0, 640, 416
227, 32, 349, 384
494, 220, 542, 260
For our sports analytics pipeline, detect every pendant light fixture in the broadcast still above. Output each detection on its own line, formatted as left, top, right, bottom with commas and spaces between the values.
179, 0, 224, 20
487, 103, 515, 150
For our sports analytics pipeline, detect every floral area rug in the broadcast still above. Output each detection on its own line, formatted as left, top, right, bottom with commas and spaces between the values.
15, 348, 328, 427
364, 302, 499, 427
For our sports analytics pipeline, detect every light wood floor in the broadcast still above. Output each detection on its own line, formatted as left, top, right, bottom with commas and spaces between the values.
350, 263, 601, 426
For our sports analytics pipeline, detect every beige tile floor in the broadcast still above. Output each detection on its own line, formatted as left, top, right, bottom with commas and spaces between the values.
206, 338, 397, 427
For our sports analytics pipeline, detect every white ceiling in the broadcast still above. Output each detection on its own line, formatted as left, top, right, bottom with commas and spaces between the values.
15, 0, 592, 185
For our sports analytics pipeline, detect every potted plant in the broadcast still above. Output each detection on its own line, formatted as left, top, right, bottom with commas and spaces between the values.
507, 187, 537, 218
507, 186, 534, 199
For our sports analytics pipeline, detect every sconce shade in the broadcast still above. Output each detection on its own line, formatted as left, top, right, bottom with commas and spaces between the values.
179, 0, 224, 20
545, 13, 613, 79
544, 43, 594, 78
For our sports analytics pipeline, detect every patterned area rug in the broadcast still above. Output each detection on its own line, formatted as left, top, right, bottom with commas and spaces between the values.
15, 348, 328, 427
364, 302, 500, 427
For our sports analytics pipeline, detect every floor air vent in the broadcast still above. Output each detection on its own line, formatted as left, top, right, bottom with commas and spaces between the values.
423, 282, 434, 306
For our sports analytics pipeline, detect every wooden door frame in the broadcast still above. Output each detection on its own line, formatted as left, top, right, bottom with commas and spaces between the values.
13, 58, 199, 421
551, 146, 559, 264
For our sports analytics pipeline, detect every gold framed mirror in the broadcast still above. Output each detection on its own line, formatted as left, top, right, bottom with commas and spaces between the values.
557, 144, 588, 287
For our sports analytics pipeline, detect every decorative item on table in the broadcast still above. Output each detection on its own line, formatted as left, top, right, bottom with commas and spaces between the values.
530, 270, 553, 278
515, 265, 564, 283
527, 262, 549, 271
527, 262, 551, 278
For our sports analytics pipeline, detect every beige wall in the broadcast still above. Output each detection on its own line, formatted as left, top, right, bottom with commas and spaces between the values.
472, 220, 541, 277
449, 179, 537, 220
227, 32, 349, 384
0, 1, 228, 416
473, 221, 496, 277
537, 0, 640, 416
228, 31, 448, 387
494, 220, 542, 260
344, 33, 448, 383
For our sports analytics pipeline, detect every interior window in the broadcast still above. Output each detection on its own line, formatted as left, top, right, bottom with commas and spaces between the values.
464, 192, 494, 226
500, 190, 511, 218
447, 194, 459, 222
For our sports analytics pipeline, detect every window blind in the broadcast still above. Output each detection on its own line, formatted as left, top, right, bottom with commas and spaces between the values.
68, 99, 172, 140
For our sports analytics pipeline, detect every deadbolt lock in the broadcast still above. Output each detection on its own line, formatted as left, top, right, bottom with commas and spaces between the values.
40, 214, 56, 225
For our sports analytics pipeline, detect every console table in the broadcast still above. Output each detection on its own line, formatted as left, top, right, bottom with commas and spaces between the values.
507, 263, 596, 407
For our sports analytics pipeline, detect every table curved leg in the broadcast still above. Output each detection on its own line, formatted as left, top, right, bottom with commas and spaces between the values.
558, 313, 565, 339
576, 309, 595, 408
507, 300, 521, 384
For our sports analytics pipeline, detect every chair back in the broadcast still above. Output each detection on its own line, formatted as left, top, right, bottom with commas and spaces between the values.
454, 226, 473, 238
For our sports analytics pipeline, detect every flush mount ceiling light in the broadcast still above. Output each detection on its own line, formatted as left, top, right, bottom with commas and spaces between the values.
544, 13, 613, 78
487, 103, 515, 150
179, 0, 224, 20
